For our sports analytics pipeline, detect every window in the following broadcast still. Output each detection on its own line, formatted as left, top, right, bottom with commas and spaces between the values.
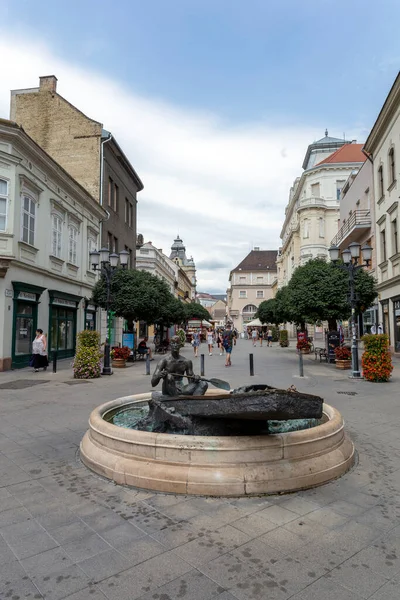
256, 290, 264, 299
336, 180, 346, 200
381, 229, 387, 262
108, 178, 113, 206
239, 290, 247, 298
125, 198, 133, 227
378, 166, 384, 198
51, 215, 63, 258
108, 231, 113, 250
239, 276, 246, 282
113, 184, 119, 212
392, 219, 398, 255
303, 218, 309, 239
242, 304, 257, 314
319, 217, 325, 238
389, 148, 396, 185
0, 178, 8, 231
113, 236, 118, 254
311, 183, 320, 197
88, 236, 97, 269
68, 225, 78, 264
257, 276, 263, 282
21, 195, 35, 245
125, 246, 132, 268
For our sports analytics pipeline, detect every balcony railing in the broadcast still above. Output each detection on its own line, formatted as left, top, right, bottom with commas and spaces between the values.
331, 210, 372, 248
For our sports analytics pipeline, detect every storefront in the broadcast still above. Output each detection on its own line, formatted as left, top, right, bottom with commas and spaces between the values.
84, 300, 97, 331
393, 298, 400, 352
381, 300, 390, 340
48, 290, 83, 360
11, 282, 46, 369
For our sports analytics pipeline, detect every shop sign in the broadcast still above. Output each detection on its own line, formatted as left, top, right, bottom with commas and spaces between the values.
394, 300, 400, 316
86, 313, 93, 321
4, 289, 13, 298
383, 304, 389, 313
53, 298, 76, 308
87, 304, 96, 311
17, 291, 36, 301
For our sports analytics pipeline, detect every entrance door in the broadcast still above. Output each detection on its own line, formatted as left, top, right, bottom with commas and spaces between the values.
13, 301, 36, 367
50, 308, 76, 359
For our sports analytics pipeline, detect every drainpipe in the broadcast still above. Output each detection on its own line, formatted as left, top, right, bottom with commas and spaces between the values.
362, 148, 373, 164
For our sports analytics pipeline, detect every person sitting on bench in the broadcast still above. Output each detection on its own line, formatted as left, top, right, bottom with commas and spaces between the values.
138, 337, 153, 360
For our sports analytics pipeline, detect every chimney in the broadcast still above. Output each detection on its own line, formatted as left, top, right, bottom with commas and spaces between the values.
39, 75, 58, 93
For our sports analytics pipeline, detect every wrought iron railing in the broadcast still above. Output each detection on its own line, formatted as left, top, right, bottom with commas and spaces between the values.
331, 210, 371, 248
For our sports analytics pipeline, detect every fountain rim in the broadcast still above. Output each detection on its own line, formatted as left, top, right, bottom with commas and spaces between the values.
90, 392, 343, 446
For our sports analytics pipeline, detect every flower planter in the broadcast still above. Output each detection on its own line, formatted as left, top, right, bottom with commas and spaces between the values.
335, 359, 351, 370
300, 349, 310, 354
112, 358, 126, 369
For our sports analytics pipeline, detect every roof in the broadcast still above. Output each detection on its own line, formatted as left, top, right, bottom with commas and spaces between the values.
102, 130, 144, 191
364, 71, 400, 154
315, 143, 365, 166
232, 250, 278, 273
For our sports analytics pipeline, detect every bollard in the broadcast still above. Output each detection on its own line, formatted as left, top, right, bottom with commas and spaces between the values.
52, 350, 57, 374
200, 353, 205, 377
249, 353, 254, 376
145, 354, 151, 376
299, 350, 304, 377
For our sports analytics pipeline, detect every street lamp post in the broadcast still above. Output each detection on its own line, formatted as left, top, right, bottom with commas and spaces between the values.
90, 248, 129, 375
328, 242, 373, 378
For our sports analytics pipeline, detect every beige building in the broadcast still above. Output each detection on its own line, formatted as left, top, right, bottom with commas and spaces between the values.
209, 299, 227, 326
364, 73, 400, 352
330, 159, 378, 333
277, 134, 365, 289
227, 249, 278, 331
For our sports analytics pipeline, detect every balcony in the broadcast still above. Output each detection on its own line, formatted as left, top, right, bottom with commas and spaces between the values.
331, 210, 372, 248
297, 197, 339, 210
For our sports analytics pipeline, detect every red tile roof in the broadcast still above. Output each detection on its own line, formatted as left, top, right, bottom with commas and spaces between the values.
315, 143, 365, 166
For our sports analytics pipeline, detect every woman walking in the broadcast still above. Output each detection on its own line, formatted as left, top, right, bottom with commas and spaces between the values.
251, 328, 258, 347
31, 329, 48, 372
207, 328, 214, 356
192, 329, 201, 358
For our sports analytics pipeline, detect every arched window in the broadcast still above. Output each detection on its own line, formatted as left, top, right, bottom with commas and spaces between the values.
242, 304, 258, 323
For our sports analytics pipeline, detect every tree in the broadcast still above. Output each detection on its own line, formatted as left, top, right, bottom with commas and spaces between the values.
183, 302, 211, 322
256, 299, 277, 325
157, 296, 186, 327
286, 258, 377, 331
91, 269, 174, 328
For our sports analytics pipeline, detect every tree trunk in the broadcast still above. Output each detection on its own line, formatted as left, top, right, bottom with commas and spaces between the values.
328, 318, 337, 331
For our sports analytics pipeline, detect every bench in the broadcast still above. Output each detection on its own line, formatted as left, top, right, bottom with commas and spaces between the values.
134, 348, 148, 361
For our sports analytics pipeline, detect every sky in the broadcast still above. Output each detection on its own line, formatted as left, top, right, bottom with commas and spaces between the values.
0, 0, 399, 293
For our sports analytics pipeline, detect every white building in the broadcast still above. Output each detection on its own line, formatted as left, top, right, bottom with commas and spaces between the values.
364, 73, 400, 352
277, 134, 365, 289
0, 119, 106, 370
136, 241, 177, 295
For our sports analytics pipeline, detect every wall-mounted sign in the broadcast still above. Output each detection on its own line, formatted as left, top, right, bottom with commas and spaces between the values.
5, 289, 13, 298
18, 291, 36, 301
53, 298, 77, 308
87, 304, 96, 311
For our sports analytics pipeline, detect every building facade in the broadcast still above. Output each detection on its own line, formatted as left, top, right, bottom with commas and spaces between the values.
364, 73, 400, 352
0, 119, 106, 370
330, 159, 378, 333
169, 236, 196, 302
227, 249, 278, 331
136, 241, 177, 295
10, 75, 144, 344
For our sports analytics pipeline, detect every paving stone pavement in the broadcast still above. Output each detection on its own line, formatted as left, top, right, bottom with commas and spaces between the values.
0, 340, 400, 599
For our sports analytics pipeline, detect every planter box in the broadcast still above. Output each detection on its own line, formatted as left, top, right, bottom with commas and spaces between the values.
335, 359, 351, 370
112, 358, 126, 369
300, 349, 310, 354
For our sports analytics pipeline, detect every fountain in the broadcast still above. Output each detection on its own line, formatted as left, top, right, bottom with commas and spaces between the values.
80, 337, 355, 496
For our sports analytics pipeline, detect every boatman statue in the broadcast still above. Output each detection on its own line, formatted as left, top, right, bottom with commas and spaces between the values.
151, 336, 208, 396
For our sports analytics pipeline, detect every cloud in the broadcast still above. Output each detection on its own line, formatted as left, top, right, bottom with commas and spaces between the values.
0, 32, 364, 293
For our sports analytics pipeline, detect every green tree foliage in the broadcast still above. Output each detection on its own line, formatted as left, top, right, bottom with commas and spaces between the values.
256, 299, 276, 324
286, 258, 377, 330
183, 302, 211, 322
157, 296, 186, 327
92, 269, 173, 325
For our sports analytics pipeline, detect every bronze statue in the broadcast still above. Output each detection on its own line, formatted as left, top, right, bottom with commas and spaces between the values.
151, 336, 208, 396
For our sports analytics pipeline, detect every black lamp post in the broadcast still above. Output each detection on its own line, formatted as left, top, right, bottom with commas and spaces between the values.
328, 242, 373, 378
90, 247, 129, 375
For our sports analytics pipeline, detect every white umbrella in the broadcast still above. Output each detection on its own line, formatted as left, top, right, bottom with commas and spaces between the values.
245, 318, 263, 327
201, 319, 212, 327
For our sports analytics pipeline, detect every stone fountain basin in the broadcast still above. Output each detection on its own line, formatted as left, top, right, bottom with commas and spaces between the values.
80, 392, 355, 497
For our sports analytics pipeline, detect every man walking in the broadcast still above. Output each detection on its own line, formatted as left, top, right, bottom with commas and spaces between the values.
222, 324, 235, 367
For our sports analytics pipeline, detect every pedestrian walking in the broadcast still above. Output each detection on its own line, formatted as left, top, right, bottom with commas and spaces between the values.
267, 328, 273, 347
222, 324, 235, 367
251, 328, 258, 347
207, 328, 214, 356
31, 329, 49, 372
191, 329, 201, 358
217, 330, 225, 355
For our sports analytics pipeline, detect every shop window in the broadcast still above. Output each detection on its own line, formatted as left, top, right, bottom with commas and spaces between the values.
21, 194, 36, 245
51, 214, 63, 258
51, 308, 75, 352
68, 225, 78, 264
0, 178, 8, 231
14, 302, 34, 356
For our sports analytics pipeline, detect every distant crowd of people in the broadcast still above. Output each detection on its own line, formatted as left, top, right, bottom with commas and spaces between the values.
190, 325, 238, 367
